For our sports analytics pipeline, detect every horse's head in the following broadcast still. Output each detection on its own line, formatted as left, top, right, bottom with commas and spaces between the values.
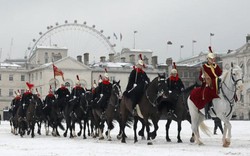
112, 80, 122, 99
157, 73, 168, 99
230, 63, 244, 99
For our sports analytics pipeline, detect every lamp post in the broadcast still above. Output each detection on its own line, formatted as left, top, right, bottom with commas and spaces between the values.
133, 31, 138, 49
180, 45, 184, 60
192, 40, 197, 56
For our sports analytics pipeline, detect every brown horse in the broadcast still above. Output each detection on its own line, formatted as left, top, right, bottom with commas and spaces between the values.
120, 73, 169, 144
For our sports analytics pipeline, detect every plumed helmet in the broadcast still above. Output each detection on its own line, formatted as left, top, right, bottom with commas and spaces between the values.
171, 69, 177, 74
207, 53, 215, 59
207, 46, 216, 59
138, 59, 144, 66
104, 72, 109, 78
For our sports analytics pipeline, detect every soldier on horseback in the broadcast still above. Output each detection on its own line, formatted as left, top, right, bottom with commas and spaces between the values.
44, 86, 56, 116
190, 46, 222, 117
19, 82, 34, 120
166, 62, 185, 116
124, 54, 150, 115
55, 82, 70, 112
96, 69, 112, 119
9, 90, 22, 118
69, 75, 86, 116
167, 62, 185, 93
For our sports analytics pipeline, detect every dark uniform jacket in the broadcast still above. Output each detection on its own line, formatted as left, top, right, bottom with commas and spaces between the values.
166, 76, 184, 93
55, 86, 70, 99
70, 86, 85, 99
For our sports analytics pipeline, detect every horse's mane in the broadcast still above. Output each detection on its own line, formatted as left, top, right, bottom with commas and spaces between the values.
184, 82, 200, 92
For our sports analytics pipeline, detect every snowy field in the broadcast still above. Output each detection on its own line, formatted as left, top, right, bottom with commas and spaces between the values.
0, 120, 250, 156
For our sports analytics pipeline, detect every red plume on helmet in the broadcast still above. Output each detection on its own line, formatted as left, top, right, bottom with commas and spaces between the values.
208, 46, 213, 53
26, 82, 34, 90
138, 53, 145, 68
105, 68, 108, 73
173, 62, 177, 69
139, 54, 142, 60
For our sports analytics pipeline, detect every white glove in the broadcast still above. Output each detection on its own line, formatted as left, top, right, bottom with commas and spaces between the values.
169, 90, 172, 93
82, 93, 85, 95
22, 103, 25, 107
73, 96, 76, 99
66, 94, 69, 97
181, 88, 184, 91
100, 94, 103, 97
133, 84, 137, 88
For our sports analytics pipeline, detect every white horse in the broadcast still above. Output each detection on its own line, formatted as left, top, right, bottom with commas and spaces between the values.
187, 63, 243, 147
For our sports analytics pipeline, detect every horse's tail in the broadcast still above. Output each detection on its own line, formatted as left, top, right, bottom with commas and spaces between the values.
125, 116, 133, 128
199, 121, 211, 137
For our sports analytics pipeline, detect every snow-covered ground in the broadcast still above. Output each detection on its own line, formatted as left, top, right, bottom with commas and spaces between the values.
0, 120, 250, 156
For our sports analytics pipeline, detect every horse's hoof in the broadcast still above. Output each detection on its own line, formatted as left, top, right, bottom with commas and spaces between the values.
177, 140, 183, 143
166, 138, 171, 142
63, 133, 67, 137
147, 142, 153, 145
141, 136, 146, 140
108, 138, 112, 141
190, 137, 195, 143
223, 140, 230, 147
121, 139, 126, 143
99, 136, 104, 140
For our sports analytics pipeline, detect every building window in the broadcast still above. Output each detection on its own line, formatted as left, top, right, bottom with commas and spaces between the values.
0, 89, 1, 96
21, 75, 25, 81
0, 74, 1, 80
32, 73, 34, 81
36, 72, 38, 80
9, 74, 13, 81
9, 89, 14, 96
40, 72, 42, 79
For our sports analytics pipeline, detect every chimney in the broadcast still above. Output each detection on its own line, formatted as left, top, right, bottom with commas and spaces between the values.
83, 53, 89, 65
246, 34, 250, 43
77, 55, 82, 63
121, 57, 126, 63
151, 56, 158, 68
100, 56, 106, 62
109, 53, 114, 62
129, 54, 135, 64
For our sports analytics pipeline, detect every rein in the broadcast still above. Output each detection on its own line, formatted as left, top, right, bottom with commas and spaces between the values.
145, 77, 165, 107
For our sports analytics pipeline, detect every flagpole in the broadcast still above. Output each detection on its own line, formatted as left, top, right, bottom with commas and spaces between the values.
52, 62, 57, 91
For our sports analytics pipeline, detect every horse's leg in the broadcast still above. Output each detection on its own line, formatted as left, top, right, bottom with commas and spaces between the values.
221, 117, 230, 147
82, 119, 87, 139
133, 116, 139, 143
187, 99, 203, 145
165, 119, 172, 142
176, 121, 183, 143
77, 120, 82, 137
149, 116, 159, 140
121, 110, 129, 143
138, 117, 145, 140
37, 121, 41, 135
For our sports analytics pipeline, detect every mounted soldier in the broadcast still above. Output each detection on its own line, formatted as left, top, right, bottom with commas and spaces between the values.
123, 54, 150, 115
166, 62, 185, 94
10, 90, 22, 118
44, 85, 56, 116
190, 46, 222, 114
96, 68, 112, 118
19, 82, 34, 119
166, 62, 185, 116
55, 82, 70, 112
69, 75, 86, 115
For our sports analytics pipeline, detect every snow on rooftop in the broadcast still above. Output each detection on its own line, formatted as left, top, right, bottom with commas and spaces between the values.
0, 62, 21, 68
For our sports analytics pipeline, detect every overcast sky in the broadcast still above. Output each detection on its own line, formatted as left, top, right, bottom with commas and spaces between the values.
1, 0, 250, 63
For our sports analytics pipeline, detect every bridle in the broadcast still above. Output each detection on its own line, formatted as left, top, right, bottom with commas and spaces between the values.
220, 68, 243, 117
146, 76, 167, 107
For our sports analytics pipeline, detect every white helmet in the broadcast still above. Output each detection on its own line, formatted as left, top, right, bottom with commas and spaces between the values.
138, 59, 144, 66
104, 72, 109, 78
207, 52, 215, 59
171, 69, 177, 74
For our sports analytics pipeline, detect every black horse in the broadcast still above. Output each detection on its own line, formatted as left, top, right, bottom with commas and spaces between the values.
103, 80, 123, 141
120, 73, 169, 144
161, 82, 199, 143
9, 97, 22, 135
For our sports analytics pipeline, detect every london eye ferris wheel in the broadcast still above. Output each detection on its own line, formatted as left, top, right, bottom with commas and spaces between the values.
27, 20, 116, 63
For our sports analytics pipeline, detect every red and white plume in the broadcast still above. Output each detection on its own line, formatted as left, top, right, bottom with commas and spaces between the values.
139, 54, 143, 60
76, 75, 80, 81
